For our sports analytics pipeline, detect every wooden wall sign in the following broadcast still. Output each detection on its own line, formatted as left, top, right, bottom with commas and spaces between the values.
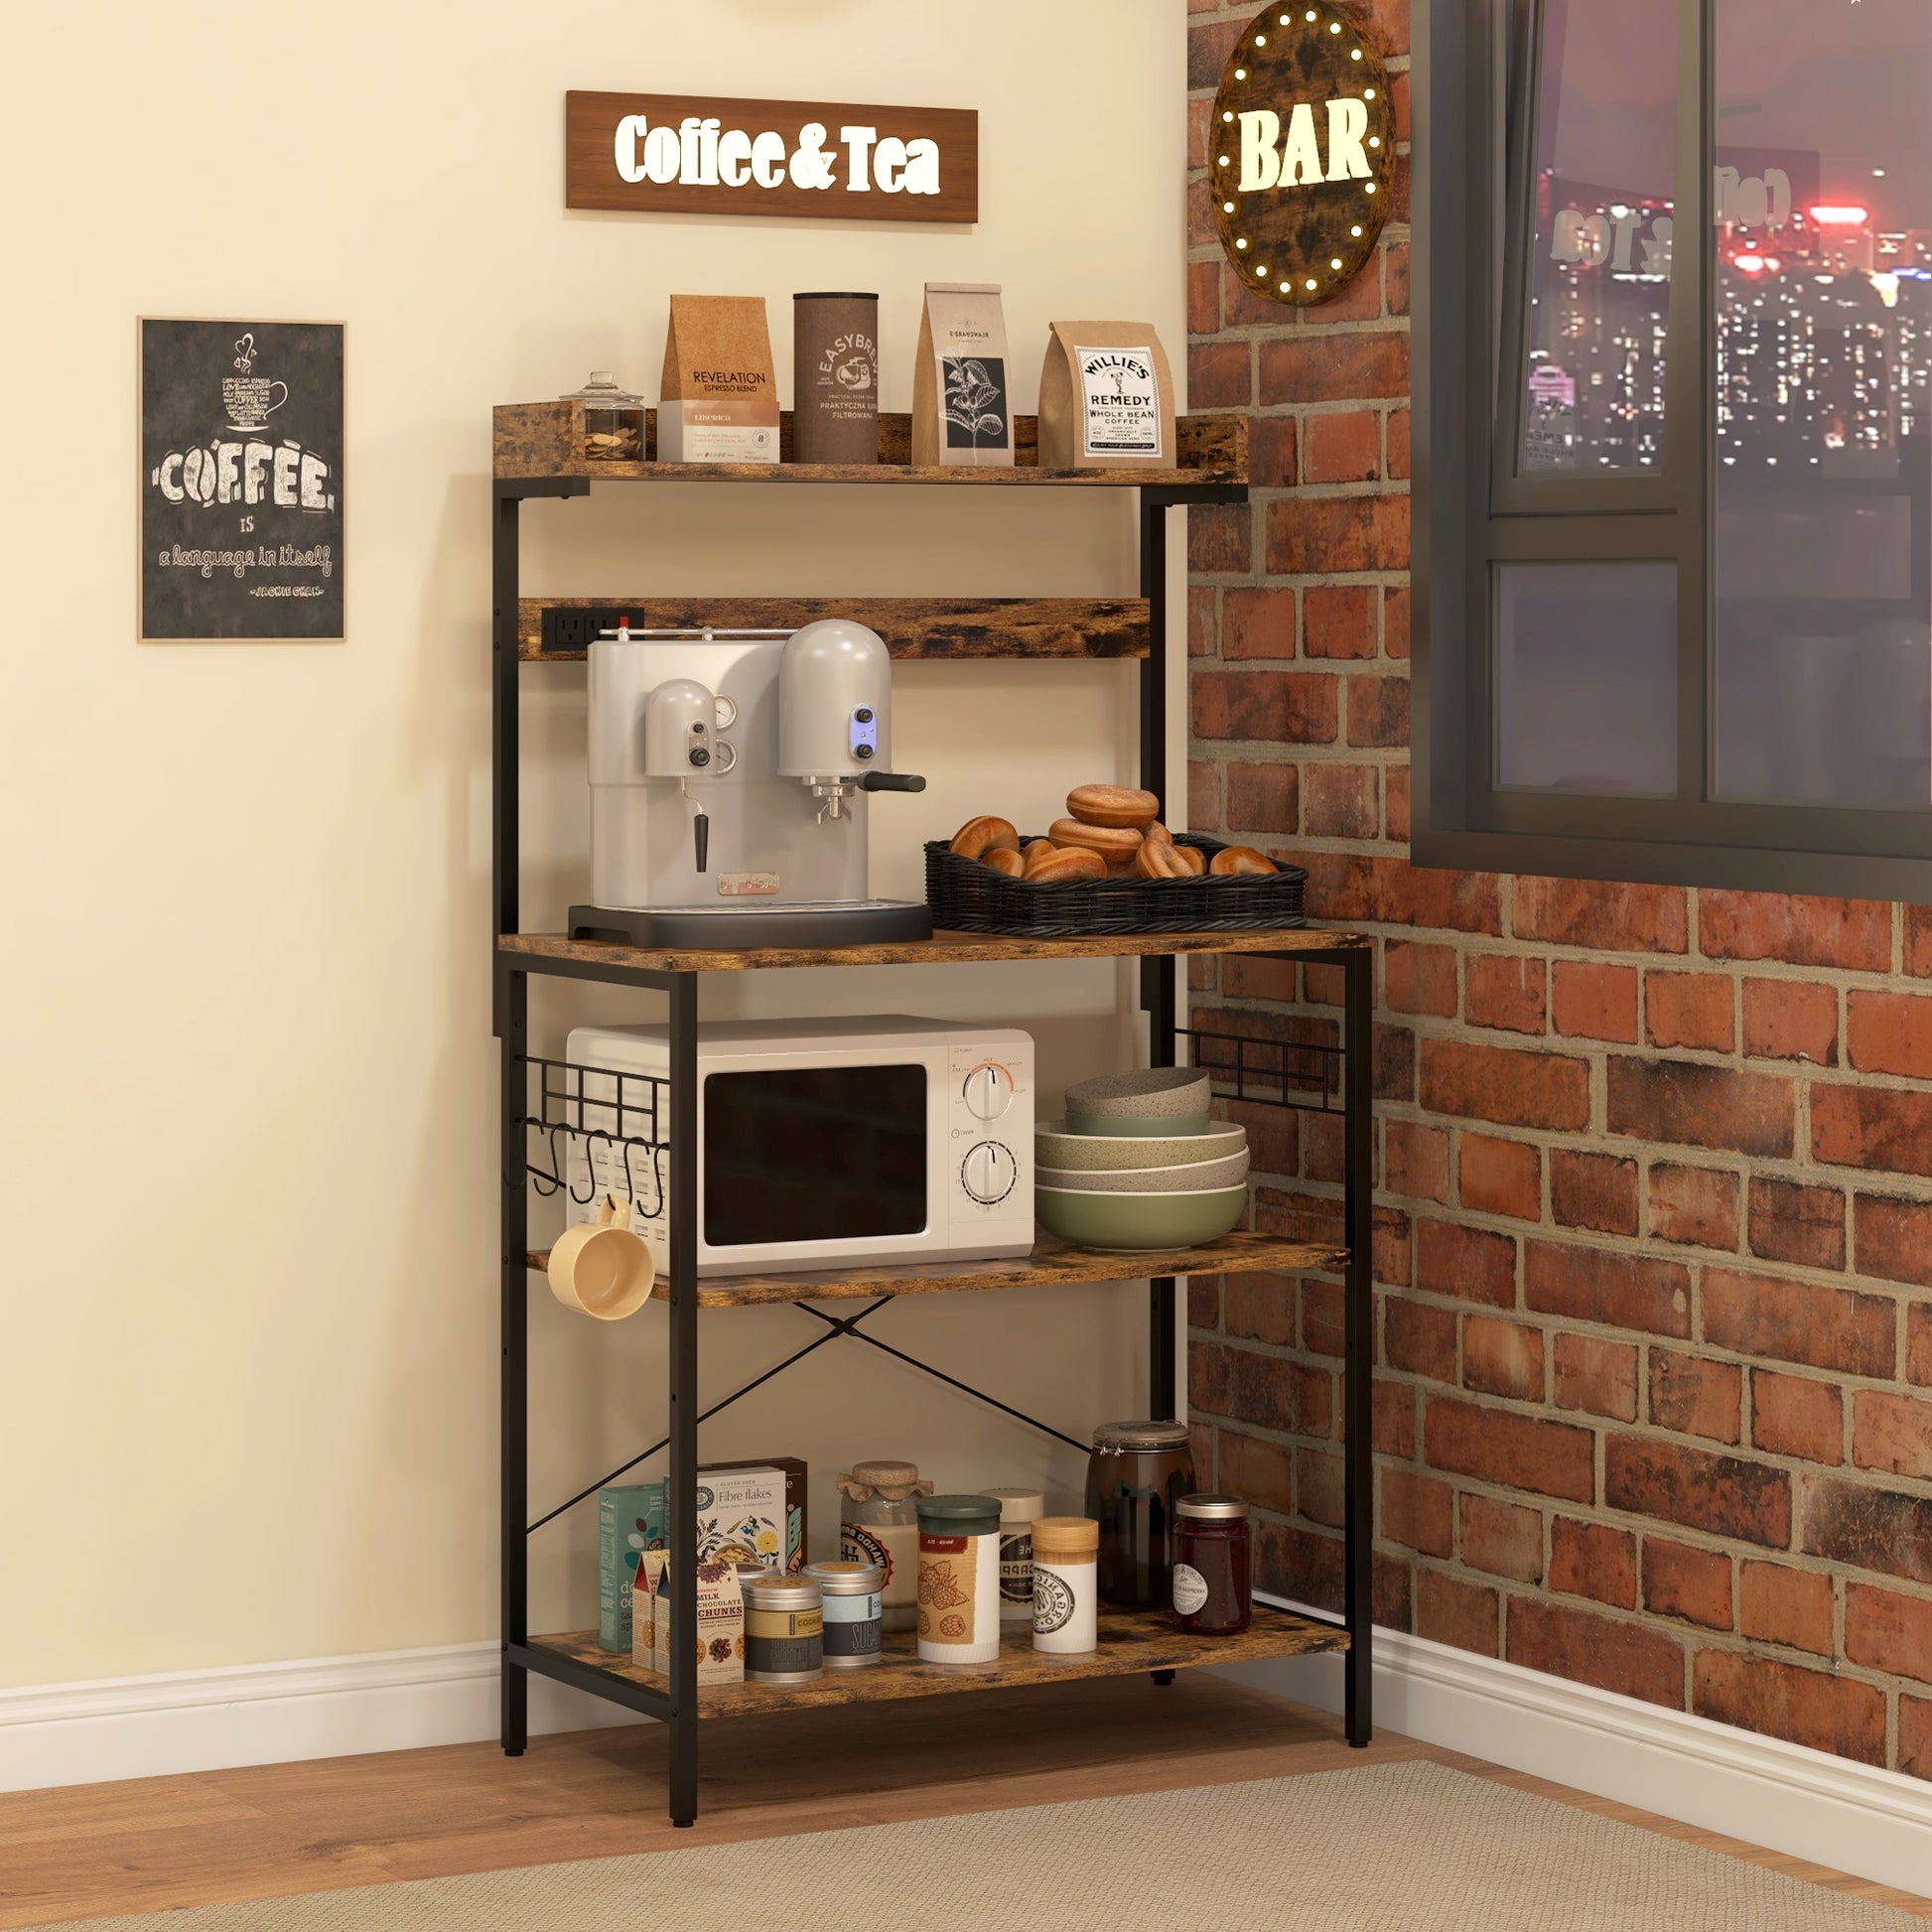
139, 320, 345, 643
1210, 5, 1396, 308
566, 92, 978, 224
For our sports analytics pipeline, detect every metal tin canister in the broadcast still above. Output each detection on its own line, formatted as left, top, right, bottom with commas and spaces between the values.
742, 1571, 823, 1684
807, 1559, 885, 1670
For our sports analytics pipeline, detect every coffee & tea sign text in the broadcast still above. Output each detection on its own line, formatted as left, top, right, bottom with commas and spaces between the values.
565, 92, 978, 224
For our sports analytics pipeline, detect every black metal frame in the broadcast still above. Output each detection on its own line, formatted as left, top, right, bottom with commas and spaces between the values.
491, 476, 1376, 1826
1417, 0, 1932, 900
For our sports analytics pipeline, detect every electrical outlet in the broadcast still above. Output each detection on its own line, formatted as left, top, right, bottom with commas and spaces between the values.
541, 608, 633, 654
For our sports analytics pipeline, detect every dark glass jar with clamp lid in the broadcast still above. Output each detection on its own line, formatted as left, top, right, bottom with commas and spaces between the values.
1084, 1419, 1196, 1608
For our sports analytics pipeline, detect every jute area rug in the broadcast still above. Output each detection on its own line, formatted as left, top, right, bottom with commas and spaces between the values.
25, 1760, 1922, 1931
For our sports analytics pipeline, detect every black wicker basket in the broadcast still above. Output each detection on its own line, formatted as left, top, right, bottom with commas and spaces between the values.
925, 835, 1307, 938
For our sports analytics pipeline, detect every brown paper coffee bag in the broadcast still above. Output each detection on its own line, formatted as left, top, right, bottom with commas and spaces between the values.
1038, 323, 1175, 470
912, 282, 1014, 468
659, 295, 779, 464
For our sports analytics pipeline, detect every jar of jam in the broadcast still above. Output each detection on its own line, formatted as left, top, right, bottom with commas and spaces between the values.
1172, 1494, 1252, 1635
1085, 1420, 1196, 1608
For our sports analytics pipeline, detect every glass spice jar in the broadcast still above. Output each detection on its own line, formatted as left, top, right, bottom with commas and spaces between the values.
1085, 1420, 1196, 1608
1172, 1494, 1252, 1636
560, 371, 645, 462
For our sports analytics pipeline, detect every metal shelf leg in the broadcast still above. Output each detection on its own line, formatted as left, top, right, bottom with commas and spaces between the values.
1342, 942, 1375, 1745
500, 965, 529, 1755
667, 971, 700, 1825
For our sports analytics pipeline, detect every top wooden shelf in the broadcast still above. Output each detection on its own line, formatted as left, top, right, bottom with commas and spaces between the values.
493, 403, 1247, 492
499, 924, 1365, 977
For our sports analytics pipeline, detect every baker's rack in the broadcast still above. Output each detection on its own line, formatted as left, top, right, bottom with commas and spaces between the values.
490, 400, 1376, 1825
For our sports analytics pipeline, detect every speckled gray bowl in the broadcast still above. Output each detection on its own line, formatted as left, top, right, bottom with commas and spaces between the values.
1038, 1149, 1250, 1194
1064, 1068, 1214, 1132
1035, 1120, 1248, 1173
1037, 1182, 1248, 1252
1067, 1111, 1214, 1139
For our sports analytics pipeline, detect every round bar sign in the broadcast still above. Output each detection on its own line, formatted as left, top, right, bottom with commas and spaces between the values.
1211, 4, 1397, 308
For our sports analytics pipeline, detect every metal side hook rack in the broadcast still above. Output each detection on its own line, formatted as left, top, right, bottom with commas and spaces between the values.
515, 1053, 670, 1219
1179, 1020, 1344, 1116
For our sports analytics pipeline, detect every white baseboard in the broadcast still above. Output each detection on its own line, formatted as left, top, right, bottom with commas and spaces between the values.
0, 1641, 642, 1795
7, 1623, 1929, 1905
1220, 1603, 1932, 1903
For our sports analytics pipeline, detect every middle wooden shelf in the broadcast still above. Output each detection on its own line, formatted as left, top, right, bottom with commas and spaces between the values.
517, 596, 1150, 662
525, 1229, 1343, 1311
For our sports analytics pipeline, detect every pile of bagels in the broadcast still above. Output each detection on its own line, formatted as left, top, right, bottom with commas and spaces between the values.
949, 785, 1280, 885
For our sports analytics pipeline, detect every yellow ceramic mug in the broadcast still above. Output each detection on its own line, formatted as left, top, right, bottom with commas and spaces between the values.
547, 1195, 654, 1319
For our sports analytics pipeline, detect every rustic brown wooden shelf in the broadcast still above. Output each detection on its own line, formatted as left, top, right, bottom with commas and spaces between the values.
499, 924, 1363, 976
526, 1230, 1345, 1311
517, 597, 1149, 663
494, 402, 1246, 490
530, 1603, 1346, 1720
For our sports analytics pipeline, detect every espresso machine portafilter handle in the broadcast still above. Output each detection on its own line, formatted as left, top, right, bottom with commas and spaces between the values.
860, 771, 926, 793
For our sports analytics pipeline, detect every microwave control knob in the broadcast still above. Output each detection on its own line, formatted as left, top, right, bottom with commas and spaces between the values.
961, 1141, 1018, 1205
961, 1061, 1015, 1121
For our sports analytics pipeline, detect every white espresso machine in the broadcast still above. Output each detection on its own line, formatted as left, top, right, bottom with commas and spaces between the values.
570, 620, 933, 947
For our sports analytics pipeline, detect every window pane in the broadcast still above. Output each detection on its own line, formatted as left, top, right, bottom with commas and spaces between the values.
1520, 0, 1678, 475
1713, 0, 1932, 805
1497, 563, 1679, 793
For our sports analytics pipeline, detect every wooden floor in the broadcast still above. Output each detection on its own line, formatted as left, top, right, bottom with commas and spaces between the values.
1, 1678, 1926, 1927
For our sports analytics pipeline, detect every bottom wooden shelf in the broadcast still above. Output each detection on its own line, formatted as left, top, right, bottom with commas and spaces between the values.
529, 1602, 1346, 1721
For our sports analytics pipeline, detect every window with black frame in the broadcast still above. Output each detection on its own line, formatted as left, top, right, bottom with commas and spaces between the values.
1418, 0, 1932, 895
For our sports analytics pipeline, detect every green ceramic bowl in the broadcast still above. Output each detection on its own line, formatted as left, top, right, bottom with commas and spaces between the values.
1036, 1182, 1249, 1253
1035, 1120, 1247, 1171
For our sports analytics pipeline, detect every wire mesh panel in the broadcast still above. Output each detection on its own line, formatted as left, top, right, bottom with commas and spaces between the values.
518, 1054, 671, 1217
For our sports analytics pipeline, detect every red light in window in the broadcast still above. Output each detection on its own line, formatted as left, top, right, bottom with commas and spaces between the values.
1809, 205, 1871, 227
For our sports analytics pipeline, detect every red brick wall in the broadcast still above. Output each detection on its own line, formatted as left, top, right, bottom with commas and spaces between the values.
1185, 0, 1932, 1781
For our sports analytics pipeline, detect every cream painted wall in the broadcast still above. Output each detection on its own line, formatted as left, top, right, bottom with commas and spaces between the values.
0, 2, 1185, 1682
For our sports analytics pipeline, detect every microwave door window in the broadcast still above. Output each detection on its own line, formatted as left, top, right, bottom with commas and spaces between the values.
702, 1064, 929, 1247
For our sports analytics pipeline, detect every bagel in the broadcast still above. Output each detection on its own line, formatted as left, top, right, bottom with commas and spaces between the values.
1144, 820, 1173, 846
950, 814, 1020, 861
1136, 837, 1192, 880
1169, 841, 1207, 876
1026, 846, 1107, 885
1209, 845, 1279, 877
982, 845, 1026, 878
1049, 817, 1143, 862
1066, 783, 1161, 829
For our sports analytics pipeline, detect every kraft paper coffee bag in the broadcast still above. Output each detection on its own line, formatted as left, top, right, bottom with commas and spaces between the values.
659, 295, 780, 464
1037, 323, 1175, 470
912, 282, 1015, 468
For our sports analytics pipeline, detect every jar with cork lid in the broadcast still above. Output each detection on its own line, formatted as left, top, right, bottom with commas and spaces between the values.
838, 1459, 932, 1633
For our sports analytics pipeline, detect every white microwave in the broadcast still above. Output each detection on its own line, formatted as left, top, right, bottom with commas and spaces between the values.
561, 1017, 1035, 1278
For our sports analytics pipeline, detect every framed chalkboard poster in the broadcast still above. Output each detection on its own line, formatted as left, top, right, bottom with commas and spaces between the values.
139, 319, 345, 643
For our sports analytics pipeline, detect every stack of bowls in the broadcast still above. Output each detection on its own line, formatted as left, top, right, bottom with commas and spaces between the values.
1035, 1070, 1249, 1252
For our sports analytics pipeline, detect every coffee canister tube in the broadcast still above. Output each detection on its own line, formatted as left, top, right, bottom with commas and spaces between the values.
915, 1494, 1003, 1665
1031, 1516, 1099, 1655
792, 292, 880, 465
979, 1488, 1045, 1624
742, 1572, 823, 1685
808, 1559, 884, 1670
